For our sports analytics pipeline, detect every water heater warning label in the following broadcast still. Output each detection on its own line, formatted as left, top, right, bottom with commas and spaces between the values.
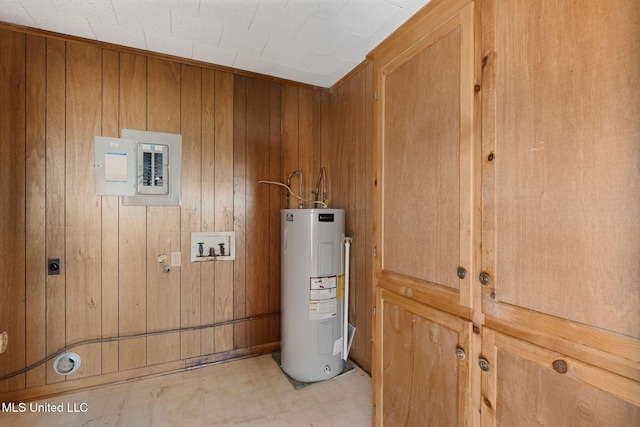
310, 276, 337, 320
309, 300, 337, 320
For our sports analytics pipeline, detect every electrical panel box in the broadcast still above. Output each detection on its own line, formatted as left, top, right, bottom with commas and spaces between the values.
136, 142, 169, 196
191, 231, 236, 262
94, 129, 181, 206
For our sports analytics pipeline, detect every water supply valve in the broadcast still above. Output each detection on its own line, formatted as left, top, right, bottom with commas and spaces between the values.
190, 231, 235, 262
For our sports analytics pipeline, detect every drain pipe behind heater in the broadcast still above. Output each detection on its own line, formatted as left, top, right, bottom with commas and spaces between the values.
343, 237, 352, 361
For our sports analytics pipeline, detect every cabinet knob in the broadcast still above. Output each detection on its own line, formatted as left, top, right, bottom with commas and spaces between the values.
479, 272, 491, 286
478, 357, 491, 372
552, 359, 568, 374
457, 267, 467, 280
455, 347, 466, 360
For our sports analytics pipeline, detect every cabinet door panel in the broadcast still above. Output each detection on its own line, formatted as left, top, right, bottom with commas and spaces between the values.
483, 0, 640, 338
375, 0, 477, 313
382, 23, 461, 288
375, 289, 473, 426
481, 329, 640, 426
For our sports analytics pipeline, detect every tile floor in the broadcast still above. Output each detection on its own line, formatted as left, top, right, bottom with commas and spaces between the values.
0, 354, 372, 426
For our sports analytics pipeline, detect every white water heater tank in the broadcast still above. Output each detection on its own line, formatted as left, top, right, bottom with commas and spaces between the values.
281, 208, 345, 382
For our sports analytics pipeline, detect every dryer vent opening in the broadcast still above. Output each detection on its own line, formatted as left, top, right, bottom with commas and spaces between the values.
53, 352, 82, 376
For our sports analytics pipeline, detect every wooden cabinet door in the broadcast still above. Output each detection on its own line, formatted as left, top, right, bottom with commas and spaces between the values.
481, 328, 640, 426
372, 0, 478, 319
375, 289, 474, 426
480, 0, 640, 379
371, 0, 480, 424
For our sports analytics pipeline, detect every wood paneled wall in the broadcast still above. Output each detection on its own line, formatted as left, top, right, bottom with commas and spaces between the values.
327, 64, 375, 371
0, 24, 374, 399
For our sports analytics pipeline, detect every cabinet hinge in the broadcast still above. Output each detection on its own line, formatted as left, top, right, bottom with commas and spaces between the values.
373, 246, 377, 257
373, 306, 377, 317
374, 91, 379, 101
373, 404, 377, 416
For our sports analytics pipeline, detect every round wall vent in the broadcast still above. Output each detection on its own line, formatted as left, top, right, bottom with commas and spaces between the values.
53, 352, 82, 376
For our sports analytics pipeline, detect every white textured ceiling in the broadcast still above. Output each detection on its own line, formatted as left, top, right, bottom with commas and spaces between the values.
1, 0, 431, 87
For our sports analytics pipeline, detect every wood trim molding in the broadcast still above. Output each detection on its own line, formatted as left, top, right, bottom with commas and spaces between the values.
484, 302, 640, 382
0, 342, 279, 404
0, 21, 327, 91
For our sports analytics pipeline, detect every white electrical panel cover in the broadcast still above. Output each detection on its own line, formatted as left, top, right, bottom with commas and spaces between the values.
94, 136, 137, 196
94, 130, 182, 206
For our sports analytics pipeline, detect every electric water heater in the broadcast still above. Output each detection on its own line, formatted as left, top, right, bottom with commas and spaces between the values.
281, 209, 345, 382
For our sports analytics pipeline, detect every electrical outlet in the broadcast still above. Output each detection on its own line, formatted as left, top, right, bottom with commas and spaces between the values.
48, 258, 61, 275
0, 331, 7, 354
171, 252, 181, 267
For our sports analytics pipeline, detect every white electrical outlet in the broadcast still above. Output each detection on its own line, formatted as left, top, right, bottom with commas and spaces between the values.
171, 252, 181, 267
191, 231, 236, 262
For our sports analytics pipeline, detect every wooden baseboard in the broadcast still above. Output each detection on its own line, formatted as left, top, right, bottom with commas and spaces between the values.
0, 342, 280, 404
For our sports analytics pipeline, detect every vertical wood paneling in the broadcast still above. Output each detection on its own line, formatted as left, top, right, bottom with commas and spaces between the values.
1, 24, 369, 397
25, 34, 47, 388
233, 76, 247, 350
145, 206, 181, 365
353, 70, 366, 362
363, 62, 374, 369
245, 77, 271, 346
214, 71, 235, 352
200, 68, 216, 355
180, 64, 203, 359
281, 86, 300, 206
268, 82, 282, 342
118, 52, 148, 371
319, 91, 332, 205
327, 64, 374, 372
298, 88, 320, 207
0, 29, 26, 393
101, 49, 120, 374
146, 58, 181, 365
45, 38, 66, 385
345, 76, 359, 364
65, 42, 103, 379
332, 83, 351, 215
198, 69, 236, 355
